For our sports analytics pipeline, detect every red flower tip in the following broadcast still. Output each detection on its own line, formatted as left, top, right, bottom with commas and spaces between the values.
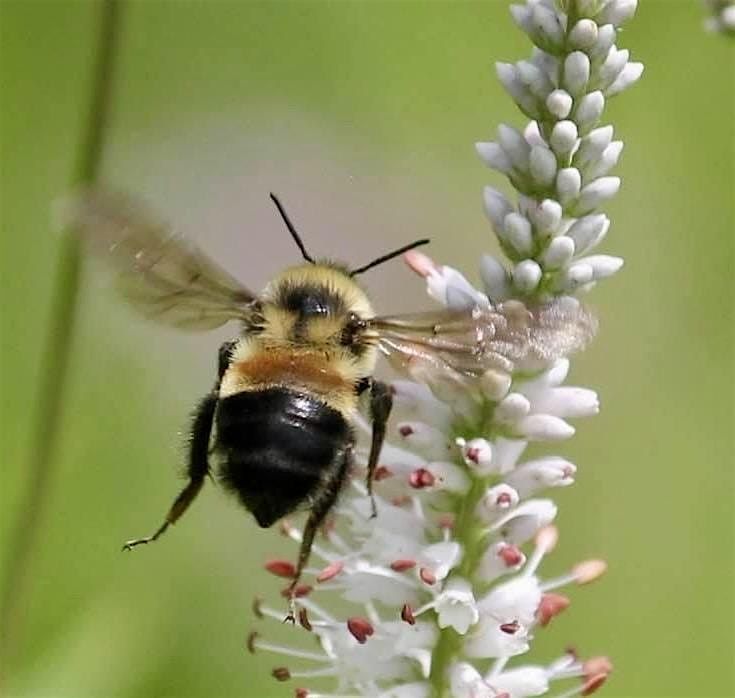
583, 656, 613, 681
536, 593, 571, 627
499, 620, 520, 635
272, 667, 291, 682
409, 468, 436, 489
401, 603, 416, 625
281, 584, 312, 598
419, 567, 437, 585
316, 560, 344, 583
498, 544, 524, 567
347, 616, 375, 644
390, 559, 417, 572
465, 447, 480, 464
246, 631, 258, 654
581, 673, 609, 696
295, 689, 309, 698
398, 425, 414, 437
265, 559, 296, 578
373, 465, 393, 481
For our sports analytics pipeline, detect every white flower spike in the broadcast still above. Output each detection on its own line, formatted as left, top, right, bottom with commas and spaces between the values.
251, 2, 639, 695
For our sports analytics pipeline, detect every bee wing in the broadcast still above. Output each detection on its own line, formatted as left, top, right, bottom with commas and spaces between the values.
368, 297, 597, 378
60, 189, 258, 330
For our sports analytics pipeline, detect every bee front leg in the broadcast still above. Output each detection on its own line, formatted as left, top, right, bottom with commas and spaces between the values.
285, 445, 353, 622
366, 379, 393, 518
122, 391, 217, 551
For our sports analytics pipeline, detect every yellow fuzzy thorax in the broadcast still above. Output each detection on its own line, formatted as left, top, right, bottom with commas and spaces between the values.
218, 263, 378, 415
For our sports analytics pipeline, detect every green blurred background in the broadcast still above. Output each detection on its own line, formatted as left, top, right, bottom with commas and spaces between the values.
1, 1, 732, 697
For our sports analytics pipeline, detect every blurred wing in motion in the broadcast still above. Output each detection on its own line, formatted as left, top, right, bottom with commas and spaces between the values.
60, 190, 258, 329
369, 297, 597, 378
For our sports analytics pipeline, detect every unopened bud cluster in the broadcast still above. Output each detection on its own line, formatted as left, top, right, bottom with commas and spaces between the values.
478, 0, 641, 301
250, 2, 640, 696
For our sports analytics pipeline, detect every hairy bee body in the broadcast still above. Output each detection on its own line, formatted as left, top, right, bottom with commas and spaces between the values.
215, 264, 377, 528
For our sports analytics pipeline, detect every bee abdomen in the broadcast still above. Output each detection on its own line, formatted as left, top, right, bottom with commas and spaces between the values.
215, 388, 352, 527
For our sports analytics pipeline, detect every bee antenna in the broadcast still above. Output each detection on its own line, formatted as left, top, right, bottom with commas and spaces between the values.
350, 238, 430, 276
269, 193, 315, 264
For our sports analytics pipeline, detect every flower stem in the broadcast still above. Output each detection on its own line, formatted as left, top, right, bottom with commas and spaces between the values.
0, 0, 123, 675
429, 419, 497, 697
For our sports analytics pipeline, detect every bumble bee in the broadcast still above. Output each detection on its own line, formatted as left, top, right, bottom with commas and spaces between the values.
65, 190, 595, 605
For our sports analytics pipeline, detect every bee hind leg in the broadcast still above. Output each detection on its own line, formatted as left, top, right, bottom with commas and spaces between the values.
284, 445, 353, 622
122, 392, 217, 551
365, 380, 393, 518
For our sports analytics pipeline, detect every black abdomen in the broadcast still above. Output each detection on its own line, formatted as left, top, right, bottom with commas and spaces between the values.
215, 388, 352, 527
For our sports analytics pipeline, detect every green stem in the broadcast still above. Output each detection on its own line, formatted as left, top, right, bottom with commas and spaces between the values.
0, 0, 123, 675
429, 405, 498, 697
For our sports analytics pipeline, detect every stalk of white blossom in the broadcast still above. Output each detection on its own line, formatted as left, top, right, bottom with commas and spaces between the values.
703, 0, 735, 34
250, 2, 641, 697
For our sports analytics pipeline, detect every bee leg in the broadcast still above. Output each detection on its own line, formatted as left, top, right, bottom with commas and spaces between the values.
284, 446, 352, 621
122, 392, 217, 551
366, 380, 393, 519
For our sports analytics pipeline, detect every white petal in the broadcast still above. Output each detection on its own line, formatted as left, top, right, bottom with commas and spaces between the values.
492, 437, 528, 474
587, 140, 624, 179
479, 368, 512, 401
435, 578, 480, 634
550, 120, 579, 156
529, 3, 565, 52
568, 18, 598, 49
529, 198, 563, 234
597, 0, 638, 26
479, 254, 511, 301
503, 212, 534, 256
607, 61, 644, 96
578, 254, 624, 281
516, 414, 575, 440
591, 23, 616, 58
556, 167, 582, 205
478, 574, 542, 624
426, 461, 471, 494
505, 456, 577, 497
575, 125, 613, 170
576, 176, 621, 214
476, 484, 520, 523
339, 563, 418, 605
482, 186, 514, 234
513, 260, 542, 294
562, 51, 590, 96
497, 123, 531, 170
540, 235, 575, 269
599, 47, 630, 88
566, 213, 609, 254
450, 662, 494, 698
490, 665, 550, 697
545, 88, 572, 119
573, 90, 605, 134
458, 437, 497, 474
496, 62, 539, 119
379, 683, 431, 698
495, 392, 532, 423
529, 144, 557, 187
490, 498, 558, 544
523, 120, 544, 147
391, 380, 453, 429
420, 541, 462, 581
478, 541, 526, 581
476, 141, 512, 174
526, 386, 600, 418
396, 421, 452, 460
